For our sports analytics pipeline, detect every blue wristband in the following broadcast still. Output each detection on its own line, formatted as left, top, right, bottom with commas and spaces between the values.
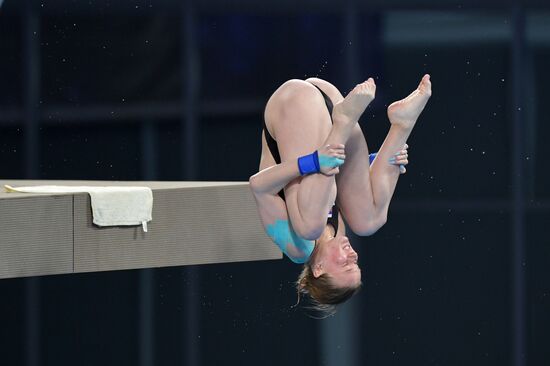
369, 152, 378, 165
298, 151, 320, 175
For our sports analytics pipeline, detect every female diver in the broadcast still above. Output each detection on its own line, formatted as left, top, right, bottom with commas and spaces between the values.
249, 74, 432, 314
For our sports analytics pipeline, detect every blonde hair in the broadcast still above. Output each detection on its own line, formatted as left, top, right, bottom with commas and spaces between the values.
294, 245, 361, 317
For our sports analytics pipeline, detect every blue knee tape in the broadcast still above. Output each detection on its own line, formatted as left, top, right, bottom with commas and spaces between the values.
298, 151, 320, 175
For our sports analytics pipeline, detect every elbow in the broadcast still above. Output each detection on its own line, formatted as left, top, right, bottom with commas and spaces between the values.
248, 174, 261, 194
352, 215, 387, 237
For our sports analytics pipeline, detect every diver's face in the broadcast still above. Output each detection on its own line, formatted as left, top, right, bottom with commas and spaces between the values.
314, 229, 361, 288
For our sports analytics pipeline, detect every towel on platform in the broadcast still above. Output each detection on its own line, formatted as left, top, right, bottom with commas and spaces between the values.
4, 184, 153, 232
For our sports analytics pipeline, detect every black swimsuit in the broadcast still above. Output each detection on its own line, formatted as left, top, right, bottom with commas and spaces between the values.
263, 83, 340, 234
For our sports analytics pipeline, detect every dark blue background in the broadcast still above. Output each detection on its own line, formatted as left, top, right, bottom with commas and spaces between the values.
0, 1, 548, 365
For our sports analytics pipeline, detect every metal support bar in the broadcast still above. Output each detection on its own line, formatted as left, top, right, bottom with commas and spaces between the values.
139, 269, 155, 366
139, 120, 158, 366
182, 0, 200, 181
23, 0, 40, 179
183, 266, 200, 366
511, 5, 526, 366
523, 49, 537, 200
320, 288, 361, 365
182, 1, 201, 366
141, 120, 158, 181
25, 277, 40, 366
23, 2, 41, 365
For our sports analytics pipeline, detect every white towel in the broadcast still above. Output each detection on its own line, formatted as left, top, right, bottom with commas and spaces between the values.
4, 185, 153, 232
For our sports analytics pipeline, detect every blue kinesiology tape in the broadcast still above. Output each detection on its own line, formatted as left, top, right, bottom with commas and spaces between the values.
298, 151, 320, 175
266, 219, 314, 264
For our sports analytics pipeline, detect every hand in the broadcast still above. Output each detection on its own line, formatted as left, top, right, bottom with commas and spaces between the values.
317, 144, 345, 176
389, 144, 409, 174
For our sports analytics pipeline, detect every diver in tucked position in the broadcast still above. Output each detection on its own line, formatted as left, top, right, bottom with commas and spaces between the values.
249, 74, 432, 314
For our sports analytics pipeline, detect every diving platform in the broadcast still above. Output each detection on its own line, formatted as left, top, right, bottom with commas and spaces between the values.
0, 180, 282, 280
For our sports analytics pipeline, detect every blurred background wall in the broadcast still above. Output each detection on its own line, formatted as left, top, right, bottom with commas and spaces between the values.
1, 0, 549, 365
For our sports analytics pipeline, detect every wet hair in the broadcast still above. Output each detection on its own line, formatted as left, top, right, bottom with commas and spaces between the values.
294, 243, 362, 318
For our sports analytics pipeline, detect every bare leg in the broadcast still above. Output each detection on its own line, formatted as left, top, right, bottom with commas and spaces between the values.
336, 75, 432, 235
267, 79, 374, 238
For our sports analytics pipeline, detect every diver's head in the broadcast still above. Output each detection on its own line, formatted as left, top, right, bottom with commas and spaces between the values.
296, 224, 362, 316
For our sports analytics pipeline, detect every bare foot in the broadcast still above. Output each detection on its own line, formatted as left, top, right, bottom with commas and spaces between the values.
387, 74, 432, 130
332, 78, 376, 126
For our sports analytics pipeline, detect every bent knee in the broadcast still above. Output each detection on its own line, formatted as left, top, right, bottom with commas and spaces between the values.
349, 215, 387, 237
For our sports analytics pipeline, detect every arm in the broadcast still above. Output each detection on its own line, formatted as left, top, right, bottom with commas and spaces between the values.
249, 167, 316, 262
250, 144, 345, 239
248, 159, 301, 196
249, 143, 344, 196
